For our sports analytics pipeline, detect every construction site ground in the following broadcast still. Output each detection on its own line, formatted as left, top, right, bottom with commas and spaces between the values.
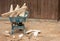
0, 19, 60, 41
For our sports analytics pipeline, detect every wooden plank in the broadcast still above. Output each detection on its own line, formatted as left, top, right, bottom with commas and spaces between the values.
40, 0, 58, 19
47, 0, 58, 19
58, 0, 60, 20
29, 0, 38, 18
40, 0, 48, 19
33, 0, 38, 18
37, 0, 41, 19
27, 0, 33, 18
0, 0, 1, 16
29, 0, 34, 18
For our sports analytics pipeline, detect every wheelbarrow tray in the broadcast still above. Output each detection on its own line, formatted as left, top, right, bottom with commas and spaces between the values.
9, 16, 26, 22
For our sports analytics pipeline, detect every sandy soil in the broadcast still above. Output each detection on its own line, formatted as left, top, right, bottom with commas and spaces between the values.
0, 19, 60, 41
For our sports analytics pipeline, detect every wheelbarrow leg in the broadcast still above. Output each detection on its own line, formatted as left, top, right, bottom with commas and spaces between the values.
23, 26, 26, 34
11, 27, 14, 34
23, 29, 26, 34
10, 24, 14, 35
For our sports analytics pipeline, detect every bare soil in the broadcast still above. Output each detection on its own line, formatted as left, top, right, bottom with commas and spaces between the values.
0, 19, 60, 41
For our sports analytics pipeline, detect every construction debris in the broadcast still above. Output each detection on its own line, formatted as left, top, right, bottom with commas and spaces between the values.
3, 31, 10, 37
26, 30, 41, 37
9, 4, 20, 17
9, 4, 13, 12
1, 3, 28, 17
18, 34, 24, 39
32, 30, 41, 37
33, 31, 39, 37
26, 30, 41, 33
12, 35, 16, 39
26, 30, 33, 34
14, 4, 20, 11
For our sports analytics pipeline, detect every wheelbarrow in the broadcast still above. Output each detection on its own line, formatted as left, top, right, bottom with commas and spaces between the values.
9, 11, 29, 34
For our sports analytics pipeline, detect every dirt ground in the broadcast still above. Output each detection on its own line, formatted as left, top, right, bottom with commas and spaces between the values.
0, 19, 60, 41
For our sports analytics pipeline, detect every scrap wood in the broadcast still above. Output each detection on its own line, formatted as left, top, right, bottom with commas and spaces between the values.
1, 12, 12, 17
9, 4, 13, 12
14, 4, 20, 11
15, 9, 27, 17
10, 3, 27, 17
3, 31, 10, 37
26, 30, 41, 37
19, 11, 25, 17
1, 3, 28, 17
26, 30, 41, 34
1, 9, 18, 17
14, 3, 28, 17
19, 6, 27, 17
9, 4, 20, 17
1, 4, 13, 17
9, 11, 17, 17
26, 30, 33, 34
33, 31, 40, 37
18, 34, 24, 39
12, 35, 16, 39
14, 8, 25, 17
